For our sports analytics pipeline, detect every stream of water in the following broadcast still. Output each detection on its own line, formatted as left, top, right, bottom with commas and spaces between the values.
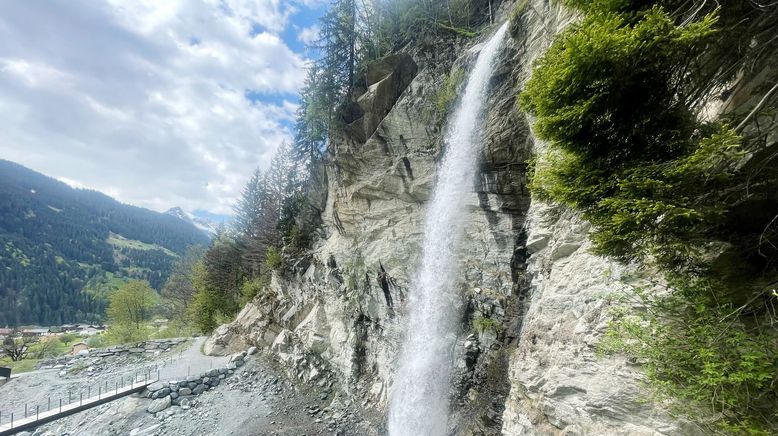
388, 22, 509, 436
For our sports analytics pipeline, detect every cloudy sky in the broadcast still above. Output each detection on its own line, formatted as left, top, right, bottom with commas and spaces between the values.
0, 0, 324, 216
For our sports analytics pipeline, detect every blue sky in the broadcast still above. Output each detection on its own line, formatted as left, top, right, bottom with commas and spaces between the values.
0, 0, 326, 215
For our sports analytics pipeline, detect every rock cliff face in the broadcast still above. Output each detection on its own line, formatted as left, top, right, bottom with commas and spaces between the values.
205, 1, 700, 434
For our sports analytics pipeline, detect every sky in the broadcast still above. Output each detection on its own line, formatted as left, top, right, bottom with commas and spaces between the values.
0, 0, 325, 216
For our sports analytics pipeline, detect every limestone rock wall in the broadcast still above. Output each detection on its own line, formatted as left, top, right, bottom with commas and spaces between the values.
206, 1, 698, 434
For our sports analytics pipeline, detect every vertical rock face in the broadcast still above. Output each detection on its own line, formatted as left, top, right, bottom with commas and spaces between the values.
207, 13, 532, 432
206, 1, 703, 434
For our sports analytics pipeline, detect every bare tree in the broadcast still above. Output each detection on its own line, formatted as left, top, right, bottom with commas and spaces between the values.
2, 330, 35, 362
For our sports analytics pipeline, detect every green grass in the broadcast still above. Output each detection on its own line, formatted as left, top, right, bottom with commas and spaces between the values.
106, 232, 177, 257
0, 357, 40, 374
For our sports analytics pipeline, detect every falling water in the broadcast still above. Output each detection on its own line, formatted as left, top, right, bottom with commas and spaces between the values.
388, 22, 509, 436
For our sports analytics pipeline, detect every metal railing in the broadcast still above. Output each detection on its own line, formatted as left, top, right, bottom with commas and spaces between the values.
0, 347, 224, 431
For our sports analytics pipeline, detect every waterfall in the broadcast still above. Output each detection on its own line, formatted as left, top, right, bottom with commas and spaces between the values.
388, 22, 509, 436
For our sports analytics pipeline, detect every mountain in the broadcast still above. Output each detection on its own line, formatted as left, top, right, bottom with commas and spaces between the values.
164, 207, 222, 237
0, 159, 210, 326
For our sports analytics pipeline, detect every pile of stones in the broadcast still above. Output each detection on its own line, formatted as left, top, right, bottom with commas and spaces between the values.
143, 347, 256, 414
39, 338, 188, 377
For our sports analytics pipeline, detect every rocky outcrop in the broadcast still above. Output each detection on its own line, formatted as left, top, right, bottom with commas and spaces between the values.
207, 1, 705, 435
208, 14, 530, 432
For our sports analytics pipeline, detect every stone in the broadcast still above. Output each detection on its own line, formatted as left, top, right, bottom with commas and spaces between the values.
130, 424, 161, 436
146, 382, 165, 392
170, 392, 178, 400
247, 346, 257, 355
179, 388, 192, 396
192, 384, 208, 395
146, 396, 171, 414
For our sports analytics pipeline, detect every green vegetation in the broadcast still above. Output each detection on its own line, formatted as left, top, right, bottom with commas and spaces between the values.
0, 159, 208, 326
0, 356, 39, 374
436, 68, 466, 113
105, 280, 159, 343
521, 0, 778, 432
472, 315, 501, 334
107, 232, 177, 257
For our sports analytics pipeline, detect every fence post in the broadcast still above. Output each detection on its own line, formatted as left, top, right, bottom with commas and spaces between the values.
68, 390, 71, 404
80, 392, 83, 406
10, 412, 13, 429
115, 381, 118, 395
36, 405, 39, 421
48, 396, 51, 412
24, 403, 27, 418
88, 386, 91, 398
59, 398, 62, 413
98, 386, 101, 400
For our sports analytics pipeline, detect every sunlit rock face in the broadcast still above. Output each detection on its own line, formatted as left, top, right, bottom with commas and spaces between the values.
207, 2, 693, 434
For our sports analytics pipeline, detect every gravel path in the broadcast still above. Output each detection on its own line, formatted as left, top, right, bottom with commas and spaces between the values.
1, 340, 379, 435
0, 337, 227, 426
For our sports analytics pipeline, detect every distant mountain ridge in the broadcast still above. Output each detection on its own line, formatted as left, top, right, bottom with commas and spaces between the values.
165, 206, 222, 236
0, 159, 209, 326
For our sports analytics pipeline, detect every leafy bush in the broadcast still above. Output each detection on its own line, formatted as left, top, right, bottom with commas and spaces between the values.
601, 277, 777, 433
264, 246, 284, 271
189, 262, 238, 333
472, 315, 501, 334
87, 334, 109, 349
521, 0, 778, 431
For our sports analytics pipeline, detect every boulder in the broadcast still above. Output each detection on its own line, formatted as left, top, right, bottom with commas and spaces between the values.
146, 396, 171, 414
146, 382, 165, 392
179, 388, 192, 396
192, 384, 207, 395
246, 346, 257, 355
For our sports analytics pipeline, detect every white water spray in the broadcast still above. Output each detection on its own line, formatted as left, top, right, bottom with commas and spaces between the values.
388, 22, 509, 436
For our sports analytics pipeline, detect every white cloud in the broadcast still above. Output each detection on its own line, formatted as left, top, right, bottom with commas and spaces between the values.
298, 24, 321, 45
0, 0, 313, 215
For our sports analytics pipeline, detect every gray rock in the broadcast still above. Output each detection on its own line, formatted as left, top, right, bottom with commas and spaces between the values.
146, 382, 165, 392
192, 384, 207, 395
247, 346, 257, 355
146, 396, 171, 413
170, 392, 178, 400
179, 388, 192, 396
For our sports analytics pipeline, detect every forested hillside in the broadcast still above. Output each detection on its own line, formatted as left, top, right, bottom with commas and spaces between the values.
0, 159, 209, 326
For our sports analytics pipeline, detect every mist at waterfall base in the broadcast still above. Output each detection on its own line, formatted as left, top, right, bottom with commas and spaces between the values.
387, 22, 509, 436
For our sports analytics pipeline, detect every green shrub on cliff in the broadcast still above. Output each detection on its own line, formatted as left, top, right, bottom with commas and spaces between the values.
521, 0, 778, 431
